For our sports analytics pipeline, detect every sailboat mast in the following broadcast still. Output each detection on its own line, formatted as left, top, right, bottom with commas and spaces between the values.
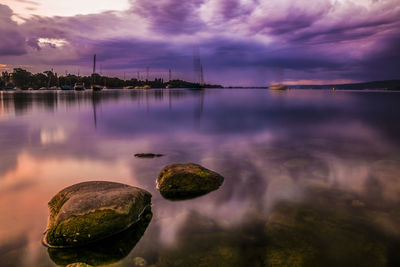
92, 54, 96, 86
93, 54, 97, 74
200, 64, 204, 86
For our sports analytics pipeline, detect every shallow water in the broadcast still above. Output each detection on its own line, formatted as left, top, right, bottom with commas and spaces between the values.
0, 89, 400, 267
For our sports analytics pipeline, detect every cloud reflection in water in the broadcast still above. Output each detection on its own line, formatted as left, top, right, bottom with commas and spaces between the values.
0, 89, 400, 266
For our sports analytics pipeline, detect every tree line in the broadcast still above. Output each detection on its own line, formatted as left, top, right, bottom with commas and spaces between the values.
1, 68, 222, 89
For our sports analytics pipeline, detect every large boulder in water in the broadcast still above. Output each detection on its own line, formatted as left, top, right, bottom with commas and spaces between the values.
43, 181, 151, 248
157, 163, 224, 200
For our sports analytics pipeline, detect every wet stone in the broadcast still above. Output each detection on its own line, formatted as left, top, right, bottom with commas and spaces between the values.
43, 181, 152, 248
133, 257, 148, 266
157, 163, 224, 200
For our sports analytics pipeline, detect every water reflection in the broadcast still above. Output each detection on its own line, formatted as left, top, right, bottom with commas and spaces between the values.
148, 185, 400, 267
159, 189, 219, 201
48, 208, 152, 266
264, 185, 400, 266
0, 89, 400, 266
0, 90, 193, 120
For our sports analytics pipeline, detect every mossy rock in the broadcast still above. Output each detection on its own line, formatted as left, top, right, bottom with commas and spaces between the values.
157, 163, 224, 200
131, 257, 148, 266
48, 208, 152, 266
43, 181, 151, 248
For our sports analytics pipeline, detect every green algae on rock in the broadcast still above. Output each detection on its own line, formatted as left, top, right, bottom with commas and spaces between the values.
157, 163, 224, 200
43, 181, 151, 248
48, 207, 152, 266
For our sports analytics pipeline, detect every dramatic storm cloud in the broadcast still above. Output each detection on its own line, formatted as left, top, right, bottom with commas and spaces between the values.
0, 0, 399, 85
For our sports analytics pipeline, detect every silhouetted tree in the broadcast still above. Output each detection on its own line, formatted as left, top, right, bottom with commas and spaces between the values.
32, 73, 48, 89
12, 68, 32, 89
43, 70, 57, 87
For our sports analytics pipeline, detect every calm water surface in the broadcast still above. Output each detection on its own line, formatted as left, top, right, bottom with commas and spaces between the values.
1, 89, 400, 266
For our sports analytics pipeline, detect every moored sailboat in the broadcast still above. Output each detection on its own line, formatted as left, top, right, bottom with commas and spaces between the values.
74, 82, 85, 91
91, 84, 103, 91
1, 86, 14, 91
269, 67, 288, 90
91, 54, 103, 91
269, 84, 287, 90
61, 85, 73, 90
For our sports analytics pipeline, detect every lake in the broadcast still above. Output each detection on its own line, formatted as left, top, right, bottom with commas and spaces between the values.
1, 89, 400, 267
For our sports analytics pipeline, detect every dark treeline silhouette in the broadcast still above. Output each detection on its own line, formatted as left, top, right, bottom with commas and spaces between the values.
0, 68, 222, 90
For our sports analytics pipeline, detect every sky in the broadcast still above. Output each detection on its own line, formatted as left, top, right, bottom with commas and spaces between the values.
0, 0, 399, 86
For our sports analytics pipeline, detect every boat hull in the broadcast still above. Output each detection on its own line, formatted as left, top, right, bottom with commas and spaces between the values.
269, 85, 287, 90
91, 85, 103, 91
74, 83, 85, 91
61, 85, 73, 90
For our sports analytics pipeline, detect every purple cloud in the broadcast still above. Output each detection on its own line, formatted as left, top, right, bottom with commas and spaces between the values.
131, 0, 205, 34
291, 18, 397, 44
246, 2, 332, 36
0, 4, 27, 56
0, 0, 399, 85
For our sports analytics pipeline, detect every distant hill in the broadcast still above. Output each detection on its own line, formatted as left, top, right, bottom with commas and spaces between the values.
290, 80, 400, 90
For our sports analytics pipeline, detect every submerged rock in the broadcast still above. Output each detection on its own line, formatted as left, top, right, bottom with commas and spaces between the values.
157, 163, 224, 200
48, 208, 152, 266
132, 257, 148, 266
43, 181, 151, 248
135, 153, 164, 158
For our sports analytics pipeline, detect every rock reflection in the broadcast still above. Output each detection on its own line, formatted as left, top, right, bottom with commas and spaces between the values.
47, 208, 152, 266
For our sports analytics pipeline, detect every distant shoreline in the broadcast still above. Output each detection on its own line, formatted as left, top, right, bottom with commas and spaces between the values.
1, 67, 399, 91
0, 68, 223, 91
226, 79, 400, 90
1, 87, 400, 92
